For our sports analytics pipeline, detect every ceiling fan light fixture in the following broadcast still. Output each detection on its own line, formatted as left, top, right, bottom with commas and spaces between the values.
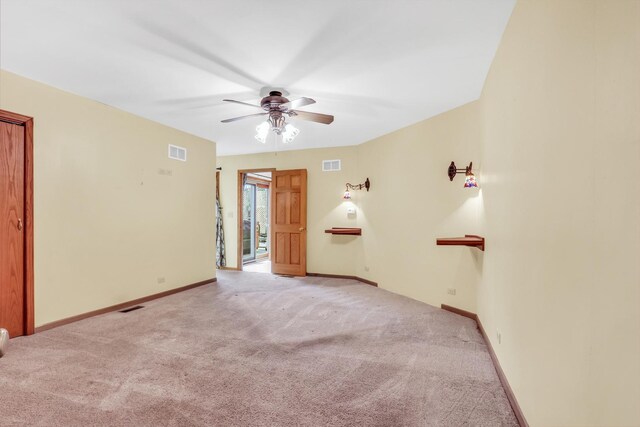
282, 123, 299, 144
222, 90, 333, 146
255, 121, 269, 144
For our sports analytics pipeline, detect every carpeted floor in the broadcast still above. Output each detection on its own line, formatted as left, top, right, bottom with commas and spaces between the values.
0, 271, 518, 426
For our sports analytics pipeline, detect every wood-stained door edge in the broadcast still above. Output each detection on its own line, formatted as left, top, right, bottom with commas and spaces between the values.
0, 109, 34, 336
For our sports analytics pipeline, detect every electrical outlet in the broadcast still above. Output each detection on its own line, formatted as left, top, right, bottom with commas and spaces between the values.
157, 277, 166, 284
447, 288, 456, 295
497, 330, 502, 344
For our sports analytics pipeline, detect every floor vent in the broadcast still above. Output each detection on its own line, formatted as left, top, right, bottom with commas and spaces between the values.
119, 305, 144, 313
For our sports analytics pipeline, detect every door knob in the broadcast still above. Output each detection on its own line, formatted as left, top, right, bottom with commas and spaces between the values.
17, 218, 23, 231
299, 227, 306, 232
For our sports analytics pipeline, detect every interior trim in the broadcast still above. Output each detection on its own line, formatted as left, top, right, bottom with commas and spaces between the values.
0, 109, 35, 336
440, 304, 477, 320
441, 304, 529, 427
35, 278, 217, 333
306, 272, 378, 287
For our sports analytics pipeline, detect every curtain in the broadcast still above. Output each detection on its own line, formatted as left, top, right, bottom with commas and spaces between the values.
216, 172, 226, 268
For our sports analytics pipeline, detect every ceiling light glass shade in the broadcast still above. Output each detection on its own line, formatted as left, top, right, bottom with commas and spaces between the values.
464, 172, 479, 188
255, 121, 269, 144
282, 123, 300, 143
343, 190, 351, 200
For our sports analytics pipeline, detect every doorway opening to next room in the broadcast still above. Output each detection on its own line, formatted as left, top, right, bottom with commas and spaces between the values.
242, 171, 272, 273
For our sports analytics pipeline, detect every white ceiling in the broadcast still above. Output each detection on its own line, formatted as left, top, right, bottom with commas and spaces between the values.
0, 0, 515, 156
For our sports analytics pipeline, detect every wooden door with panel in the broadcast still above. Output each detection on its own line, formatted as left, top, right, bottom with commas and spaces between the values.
270, 169, 307, 276
0, 120, 25, 337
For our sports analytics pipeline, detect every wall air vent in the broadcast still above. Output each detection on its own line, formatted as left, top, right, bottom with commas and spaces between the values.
168, 144, 187, 161
322, 159, 341, 172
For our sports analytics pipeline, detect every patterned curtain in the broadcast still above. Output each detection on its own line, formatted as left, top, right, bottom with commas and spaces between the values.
216, 171, 226, 268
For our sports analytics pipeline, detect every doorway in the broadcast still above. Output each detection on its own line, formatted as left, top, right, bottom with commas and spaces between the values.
236, 168, 308, 276
242, 176, 271, 263
0, 109, 35, 337
238, 169, 274, 273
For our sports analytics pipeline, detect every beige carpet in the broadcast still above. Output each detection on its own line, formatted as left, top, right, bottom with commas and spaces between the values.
0, 271, 518, 426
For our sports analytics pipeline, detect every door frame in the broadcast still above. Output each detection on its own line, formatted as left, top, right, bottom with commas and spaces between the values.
236, 168, 276, 270
0, 109, 35, 335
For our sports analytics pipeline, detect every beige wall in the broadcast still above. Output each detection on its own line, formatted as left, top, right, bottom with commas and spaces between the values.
355, 101, 483, 313
477, 1, 640, 425
0, 70, 217, 327
217, 147, 359, 275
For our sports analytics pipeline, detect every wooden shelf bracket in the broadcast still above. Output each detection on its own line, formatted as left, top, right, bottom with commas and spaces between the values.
436, 234, 485, 251
325, 227, 362, 236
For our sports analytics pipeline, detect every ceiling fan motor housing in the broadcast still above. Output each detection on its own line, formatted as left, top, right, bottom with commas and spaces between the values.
261, 91, 289, 111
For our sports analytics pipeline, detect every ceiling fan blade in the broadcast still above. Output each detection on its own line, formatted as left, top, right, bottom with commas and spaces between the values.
291, 110, 334, 124
280, 97, 316, 110
223, 99, 264, 109
221, 112, 268, 123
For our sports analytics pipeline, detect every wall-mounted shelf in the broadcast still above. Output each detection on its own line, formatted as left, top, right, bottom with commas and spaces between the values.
436, 234, 485, 251
325, 227, 362, 236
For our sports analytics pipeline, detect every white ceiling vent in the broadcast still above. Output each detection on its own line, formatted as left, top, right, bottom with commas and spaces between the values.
168, 144, 187, 161
322, 159, 341, 172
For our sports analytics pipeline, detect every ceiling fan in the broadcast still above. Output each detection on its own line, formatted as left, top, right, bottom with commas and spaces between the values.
221, 91, 334, 143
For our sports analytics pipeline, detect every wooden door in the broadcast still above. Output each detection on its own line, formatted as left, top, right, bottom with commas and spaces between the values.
271, 169, 307, 276
0, 120, 26, 337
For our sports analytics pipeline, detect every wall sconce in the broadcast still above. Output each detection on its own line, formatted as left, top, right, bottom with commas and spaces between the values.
343, 178, 371, 199
448, 161, 479, 188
